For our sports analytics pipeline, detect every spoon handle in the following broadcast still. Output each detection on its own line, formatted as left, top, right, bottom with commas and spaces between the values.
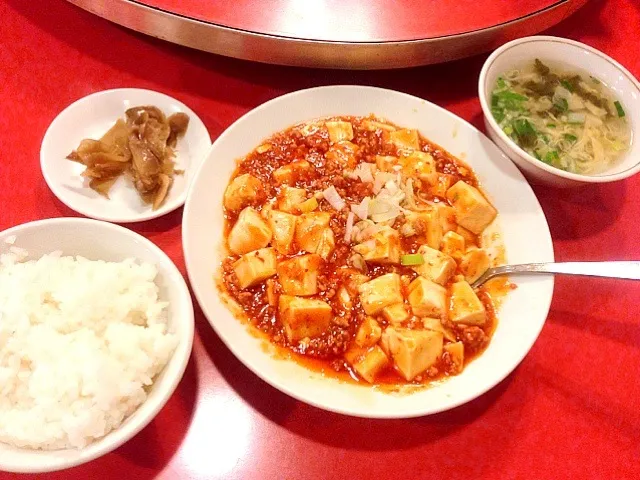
474, 261, 640, 288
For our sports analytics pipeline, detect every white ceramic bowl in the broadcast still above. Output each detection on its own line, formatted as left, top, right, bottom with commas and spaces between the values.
0, 218, 194, 473
479, 36, 640, 188
41, 88, 212, 222
183, 85, 555, 418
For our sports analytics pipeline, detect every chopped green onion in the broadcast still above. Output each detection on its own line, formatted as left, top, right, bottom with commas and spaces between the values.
547, 123, 556, 128
564, 133, 578, 143
533, 150, 542, 161
493, 90, 528, 111
513, 119, 536, 136
503, 125, 514, 135
400, 254, 425, 266
491, 107, 505, 123
496, 77, 507, 89
554, 98, 569, 112
560, 79, 574, 92
614, 100, 625, 117
544, 150, 560, 164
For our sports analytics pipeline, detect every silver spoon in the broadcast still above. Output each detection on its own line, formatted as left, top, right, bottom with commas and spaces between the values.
471, 261, 640, 288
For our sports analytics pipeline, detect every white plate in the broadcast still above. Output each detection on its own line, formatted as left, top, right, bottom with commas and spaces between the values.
183, 85, 555, 418
41, 89, 211, 223
0, 218, 194, 472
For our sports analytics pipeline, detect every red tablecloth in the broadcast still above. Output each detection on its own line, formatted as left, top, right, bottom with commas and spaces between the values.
1, 1, 639, 478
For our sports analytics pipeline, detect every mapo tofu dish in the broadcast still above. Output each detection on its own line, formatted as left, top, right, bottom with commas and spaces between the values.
220, 116, 510, 386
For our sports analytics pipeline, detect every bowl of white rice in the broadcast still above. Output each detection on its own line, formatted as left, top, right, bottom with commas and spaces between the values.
0, 218, 194, 473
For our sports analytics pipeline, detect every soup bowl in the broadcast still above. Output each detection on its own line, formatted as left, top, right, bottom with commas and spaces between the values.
479, 36, 640, 188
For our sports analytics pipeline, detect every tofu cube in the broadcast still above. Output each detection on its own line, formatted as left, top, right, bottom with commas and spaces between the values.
326, 120, 354, 143
273, 160, 313, 185
355, 317, 382, 348
315, 228, 335, 261
433, 203, 457, 234
223, 173, 264, 212
459, 248, 490, 284
266, 210, 297, 255
345, 345, 390, 383
446, 181, 497, 235
232, 248, 277, 289
456, 225, 478, 247
412, 245, 456, 286
444, 341, 465, 374
382, 303, 410, 324
352, 226, 400, 264
430, 173, 456, 198
381, 327, 443, 381
344, 272, 371, 295
422, 317, 457, 342
388, 129, 419, 151
375, 155, 398, 172
278, 295, 333, 342
406, 210, 442, 250
295, 197, 319, 214
358, 273, 403, 315
266, 278, 278, 306
362, 119, 396, 132
400, 151, 435, 177
278, 186, 307, 213
407, 277, 447, 318
449, 280, 486, 325
440, 231, 466, 259
277, 254, 321, 296
325, 141, 360, 168
337, 286, 352, 310
295, 212, 331, 253
228, 207, 273, 255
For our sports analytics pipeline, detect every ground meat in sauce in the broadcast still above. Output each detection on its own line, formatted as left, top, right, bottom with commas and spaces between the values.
220, 115, 502, 385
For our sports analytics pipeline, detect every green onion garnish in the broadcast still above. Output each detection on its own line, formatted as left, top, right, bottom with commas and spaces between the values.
491, 107, 505, 123
544, 151, 560, 164
560, 80, 574, 92
513, 119, 536, 136
400, 254, 425, 266
496, 77, 507, 89
547, 123, 556, 128
555, 98, 569, 112
614, 100, 625, 117
564, 133, 578, 143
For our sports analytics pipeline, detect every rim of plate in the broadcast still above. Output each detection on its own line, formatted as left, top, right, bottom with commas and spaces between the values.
479, 35, 640, 183
40, 88, 211, 223
0, 217, 194, 472
183, 85, 555, 418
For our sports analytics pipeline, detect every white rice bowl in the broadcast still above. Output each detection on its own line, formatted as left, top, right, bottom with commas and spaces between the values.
0, 252, 177, 450
0, 218, 193, 473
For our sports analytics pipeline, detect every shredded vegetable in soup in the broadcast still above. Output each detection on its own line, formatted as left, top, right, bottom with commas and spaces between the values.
491, 59, 631, 174
219, 115, 513, 387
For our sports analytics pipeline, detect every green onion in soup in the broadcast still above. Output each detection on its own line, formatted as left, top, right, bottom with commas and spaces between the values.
491, 59, 631, 175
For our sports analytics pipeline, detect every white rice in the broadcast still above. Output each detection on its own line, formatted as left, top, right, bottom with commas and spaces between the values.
0, 250, 177, 450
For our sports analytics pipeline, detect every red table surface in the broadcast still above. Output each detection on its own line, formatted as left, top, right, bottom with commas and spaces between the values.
135, 0, 561, 41
1, 1, 640, 478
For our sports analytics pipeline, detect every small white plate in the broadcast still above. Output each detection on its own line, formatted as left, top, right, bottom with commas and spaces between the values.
41, 89, 212, 223
183, 85, 555, 418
